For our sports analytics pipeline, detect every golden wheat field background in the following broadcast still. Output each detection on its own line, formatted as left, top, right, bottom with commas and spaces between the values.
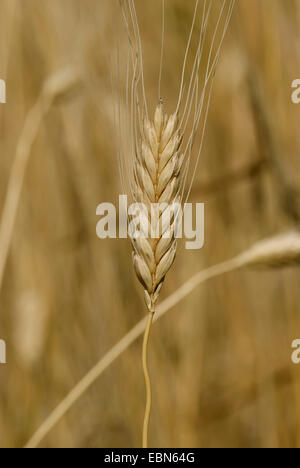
1, 0, 300, 449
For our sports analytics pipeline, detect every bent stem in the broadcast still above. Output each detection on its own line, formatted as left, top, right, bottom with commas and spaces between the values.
142, 310, 154, 448
24, 257, 242, 449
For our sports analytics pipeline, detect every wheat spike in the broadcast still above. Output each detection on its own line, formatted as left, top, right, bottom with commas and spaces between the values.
130, 103, 183, 313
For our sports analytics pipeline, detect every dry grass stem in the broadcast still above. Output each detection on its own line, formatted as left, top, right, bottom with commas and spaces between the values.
0, 66, 81, 296
142, 312, 154, 448
24, 230, 300, 448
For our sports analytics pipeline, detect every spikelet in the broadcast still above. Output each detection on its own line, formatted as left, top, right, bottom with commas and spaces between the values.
130, 103, 183, 313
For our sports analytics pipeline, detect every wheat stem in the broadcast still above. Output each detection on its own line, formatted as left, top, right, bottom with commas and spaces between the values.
142, 311, 154, 448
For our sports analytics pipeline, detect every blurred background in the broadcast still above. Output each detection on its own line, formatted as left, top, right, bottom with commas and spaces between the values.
0, 0, 300, 448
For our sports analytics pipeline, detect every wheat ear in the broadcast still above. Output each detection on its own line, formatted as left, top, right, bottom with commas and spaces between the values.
131, 103, 183, 311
